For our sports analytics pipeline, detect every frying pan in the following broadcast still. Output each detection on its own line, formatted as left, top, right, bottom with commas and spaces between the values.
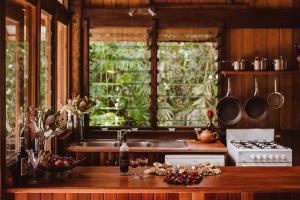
267, 79, 284, 109
216, 77, 243, 125
245, 78, 268, 120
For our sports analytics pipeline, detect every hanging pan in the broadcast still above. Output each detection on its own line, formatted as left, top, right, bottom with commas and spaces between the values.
267, 79, 285, 109
216, 77, 243, 125
244, 78, 268, 120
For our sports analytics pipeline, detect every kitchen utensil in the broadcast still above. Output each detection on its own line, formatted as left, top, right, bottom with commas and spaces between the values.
216, 77, 243, 125
267, 79, 284, 109
244, 78, 268, 120
194, 129, 218, 143
232, 59, 246, 71
273, 56, 287, 71
253, 57, 267, 71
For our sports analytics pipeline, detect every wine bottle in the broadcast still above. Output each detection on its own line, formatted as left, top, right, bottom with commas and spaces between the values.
14, 137, 28, 186
119, 133, 129, 176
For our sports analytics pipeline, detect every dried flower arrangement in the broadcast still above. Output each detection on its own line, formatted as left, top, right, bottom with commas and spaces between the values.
28, 106, 60, 150
65, 96, 96, 117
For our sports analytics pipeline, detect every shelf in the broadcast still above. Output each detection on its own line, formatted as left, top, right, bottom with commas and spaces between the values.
221, 70, 300, 75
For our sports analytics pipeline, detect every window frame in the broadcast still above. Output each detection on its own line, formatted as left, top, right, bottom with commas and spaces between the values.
83, 20, 222, 131
3, 0, 70, 162
5, 1, 28, 160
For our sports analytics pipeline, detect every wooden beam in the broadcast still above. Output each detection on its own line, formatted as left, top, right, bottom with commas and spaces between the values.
150, 19, 158, 128
70, 0, 82, 96
35, 0, 41, 106
82, 19, 89, 98
0, 1, 6, 200
51, 17, 58, 111
40, 0, 68, 25
83, 8, 300, 28
6, 1, 24, 22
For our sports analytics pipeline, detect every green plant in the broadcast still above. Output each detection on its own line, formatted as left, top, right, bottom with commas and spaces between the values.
88, 36, 218, 127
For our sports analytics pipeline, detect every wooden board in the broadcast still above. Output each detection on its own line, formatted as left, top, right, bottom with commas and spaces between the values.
6, 166, 300, 193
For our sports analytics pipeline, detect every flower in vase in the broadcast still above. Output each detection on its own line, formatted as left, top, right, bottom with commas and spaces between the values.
28, 106, 61, 140
64, 96, 96, 118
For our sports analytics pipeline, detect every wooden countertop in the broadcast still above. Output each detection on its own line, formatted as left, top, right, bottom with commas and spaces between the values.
66, 140, 227, 153
7, 166, 300, 193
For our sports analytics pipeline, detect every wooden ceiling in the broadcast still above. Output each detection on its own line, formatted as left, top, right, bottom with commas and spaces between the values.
82, 0, 300, 8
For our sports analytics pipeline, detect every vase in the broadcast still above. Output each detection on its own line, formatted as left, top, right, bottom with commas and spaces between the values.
78, 115, 84, 140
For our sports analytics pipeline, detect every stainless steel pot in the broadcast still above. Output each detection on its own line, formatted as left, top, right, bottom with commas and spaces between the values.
253, 57, 267, 71
273, 56, 287, 71
232, 59, 246, 71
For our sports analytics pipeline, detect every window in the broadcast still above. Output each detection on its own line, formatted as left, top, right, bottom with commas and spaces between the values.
89, 28, 151, 127
157, 28, 219, 126
56, 22, 68, 110
5, 13, 28, 159
88, 27, 219, 128
40, 11, 52, 108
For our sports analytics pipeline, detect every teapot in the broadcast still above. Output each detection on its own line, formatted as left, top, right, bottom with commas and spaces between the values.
194, 128, 219, 143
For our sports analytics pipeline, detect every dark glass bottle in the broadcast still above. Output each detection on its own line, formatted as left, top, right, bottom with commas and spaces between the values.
14, 137, 28, 187
119, 134, 129, 176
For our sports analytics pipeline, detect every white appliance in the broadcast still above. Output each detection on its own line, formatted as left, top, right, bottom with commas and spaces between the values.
165, 154, 225, 166
227, 129, 292, 166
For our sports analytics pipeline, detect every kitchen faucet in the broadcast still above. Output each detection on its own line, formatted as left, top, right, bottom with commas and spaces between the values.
117, 129, 131, 145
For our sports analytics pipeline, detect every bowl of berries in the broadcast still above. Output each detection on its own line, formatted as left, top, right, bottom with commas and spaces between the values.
164, 171, 202, 185
39, 151, 82, 173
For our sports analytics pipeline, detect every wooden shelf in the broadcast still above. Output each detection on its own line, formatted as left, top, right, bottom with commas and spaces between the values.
221, 70, 300, 75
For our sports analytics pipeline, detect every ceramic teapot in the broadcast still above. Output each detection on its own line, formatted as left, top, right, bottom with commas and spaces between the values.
194, 129, 219, 143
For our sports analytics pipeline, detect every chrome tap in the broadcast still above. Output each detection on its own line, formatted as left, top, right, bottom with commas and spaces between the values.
117, 129, 131, 145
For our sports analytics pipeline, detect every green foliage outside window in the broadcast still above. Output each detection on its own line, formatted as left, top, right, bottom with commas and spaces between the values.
157, 42, 218, 126
6, 41, 17, 136
89, 34, 218, 127
89, 42, 151, 126
40, 41, 47, 106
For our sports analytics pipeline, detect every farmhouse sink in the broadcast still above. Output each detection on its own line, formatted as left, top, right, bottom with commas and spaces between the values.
74, 139, 188, 148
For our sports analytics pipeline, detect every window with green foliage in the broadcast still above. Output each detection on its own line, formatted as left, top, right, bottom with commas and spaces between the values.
89, 28, 151, 126
88, 27, 219, 128
157, 28, 219, 126
40, 11, 52, 108
6, 16, 28, 159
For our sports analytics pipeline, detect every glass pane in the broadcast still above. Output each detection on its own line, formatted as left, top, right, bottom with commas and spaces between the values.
89, 28, 151, 127
56, 22, 68, 110
157, 28, 219, 127
6, 16, 28, 159
40, 11, 52, 108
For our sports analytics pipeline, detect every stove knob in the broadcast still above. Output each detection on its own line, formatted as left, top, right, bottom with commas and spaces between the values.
262, 154, 267, 160
256, 154, 261, 160
268, 155, 274, 160
274, 154, 280, 160
250, 154, 255, 160
280, 154, 286, 160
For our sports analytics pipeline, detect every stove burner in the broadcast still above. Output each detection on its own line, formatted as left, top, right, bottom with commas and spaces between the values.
230, 140, 286, 149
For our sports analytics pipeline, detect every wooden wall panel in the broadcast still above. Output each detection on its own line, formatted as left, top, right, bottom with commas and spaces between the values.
8, 192, 300, 200
153, 193, 166, 200
142, 194, 154, 200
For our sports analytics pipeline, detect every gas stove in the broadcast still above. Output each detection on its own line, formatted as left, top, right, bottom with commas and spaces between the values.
230, 140, 288, 150
227, 129, 292, 166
